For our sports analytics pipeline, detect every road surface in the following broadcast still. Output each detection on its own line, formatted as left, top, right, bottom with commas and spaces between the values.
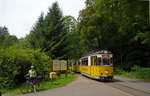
17, 75, 150, 96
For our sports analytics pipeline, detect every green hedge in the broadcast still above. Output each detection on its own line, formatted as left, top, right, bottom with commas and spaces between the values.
114, 65, 150, 80
131, 65, 150, 79
0, 45, 50, 89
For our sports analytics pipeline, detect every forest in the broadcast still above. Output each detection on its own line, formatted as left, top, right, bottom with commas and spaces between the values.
0, 0, 150, 90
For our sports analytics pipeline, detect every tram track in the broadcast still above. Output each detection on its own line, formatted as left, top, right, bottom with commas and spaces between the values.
81, 74, 150, 96
103, 81, 150, 96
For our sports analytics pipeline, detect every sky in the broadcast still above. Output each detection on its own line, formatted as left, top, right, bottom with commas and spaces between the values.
0, 0, 85, 38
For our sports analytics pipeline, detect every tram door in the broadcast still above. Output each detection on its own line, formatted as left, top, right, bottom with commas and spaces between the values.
91, 56, 95, 78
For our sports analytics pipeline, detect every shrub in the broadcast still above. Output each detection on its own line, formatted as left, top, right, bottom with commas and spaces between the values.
0, 45, 50, 89
114, 67, 123, 75
115, 65, 150, 80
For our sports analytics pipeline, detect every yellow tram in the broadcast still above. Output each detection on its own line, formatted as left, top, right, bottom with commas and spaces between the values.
71, 50, 114, 80
71, 60, 80, 72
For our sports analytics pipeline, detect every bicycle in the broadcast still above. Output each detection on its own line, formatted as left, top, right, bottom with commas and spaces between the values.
20, 75, 43, 94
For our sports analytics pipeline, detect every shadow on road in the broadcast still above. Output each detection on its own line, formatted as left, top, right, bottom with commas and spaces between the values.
95, 78, 123, 83
111, 79, 124, 82
81, 74, 123, 83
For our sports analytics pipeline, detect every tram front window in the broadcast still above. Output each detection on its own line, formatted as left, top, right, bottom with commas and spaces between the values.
110, 58, 113, 66
97, 58, 101, 66
103, 59, 110, 66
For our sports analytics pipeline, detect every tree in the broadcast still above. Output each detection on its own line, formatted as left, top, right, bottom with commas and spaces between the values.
0, 26, 18, 48
94, 0, 150, 69
26, 2, 69, 59
62, 16, 84, 59
77, 0, 117, 52
77, 0, 150, 70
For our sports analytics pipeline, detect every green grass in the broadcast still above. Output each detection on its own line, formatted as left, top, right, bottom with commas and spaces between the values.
2, 73, 77, 96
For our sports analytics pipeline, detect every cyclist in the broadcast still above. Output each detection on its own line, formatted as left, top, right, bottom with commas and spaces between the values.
26, 66, 37, 93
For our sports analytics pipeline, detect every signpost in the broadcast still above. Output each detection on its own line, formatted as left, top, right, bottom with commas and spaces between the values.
61, 60, 67, 70
51, 60, 68, 77
53, 60, 61, 71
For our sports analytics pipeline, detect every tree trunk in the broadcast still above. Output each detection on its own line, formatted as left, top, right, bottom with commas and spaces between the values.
119, 41, 123, 69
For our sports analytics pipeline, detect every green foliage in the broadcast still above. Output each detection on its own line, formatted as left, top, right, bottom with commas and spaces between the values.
25, 2, 68, 59
114, 67, 123, 75
94, 0, 150, 69
0, 2, 81, 90
62, 16, 84, 59
25, 2, 83, 60
77, 0, 150, 70
0, 26, 18, 48
0, 45, 50, 89
115, 65, 150, 80
131, 65, 150, 79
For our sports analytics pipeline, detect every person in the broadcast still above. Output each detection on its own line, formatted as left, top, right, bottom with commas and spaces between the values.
26, 66, 37, 93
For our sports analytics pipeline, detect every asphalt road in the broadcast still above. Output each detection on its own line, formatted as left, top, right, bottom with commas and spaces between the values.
17, 75, 150, 96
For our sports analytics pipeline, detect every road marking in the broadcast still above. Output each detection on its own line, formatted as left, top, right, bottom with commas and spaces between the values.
100, 82, 133, 96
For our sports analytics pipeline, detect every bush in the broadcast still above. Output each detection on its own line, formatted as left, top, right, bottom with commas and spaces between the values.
114, 67, 123, 75
132, 66, 150, 79
115, 65, 150, 80
131, 65, 141, 72
0, 45, 50, 89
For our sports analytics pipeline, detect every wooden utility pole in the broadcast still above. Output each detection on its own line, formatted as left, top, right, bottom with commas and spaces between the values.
58, 70, 61, 78
65, 60, 69, 77
51, 60, 53, 72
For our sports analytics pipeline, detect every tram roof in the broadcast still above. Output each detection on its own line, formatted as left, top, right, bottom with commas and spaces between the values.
82, 50, 112, 57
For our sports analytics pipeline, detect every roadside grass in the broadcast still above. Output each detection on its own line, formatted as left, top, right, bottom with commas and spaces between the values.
114, 66, 150, 81
2, 73, 77, 96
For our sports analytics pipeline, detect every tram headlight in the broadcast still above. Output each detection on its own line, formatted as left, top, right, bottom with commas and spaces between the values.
105, 71, 108, 75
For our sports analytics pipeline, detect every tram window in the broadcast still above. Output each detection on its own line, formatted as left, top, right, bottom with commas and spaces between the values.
94, 57, 97, 66
110, 58, 113, 66
103, 59, 110, 65
97, 58, 101, 66
73, 62, 76, 66
81, 59, 85, 66
85, 59, 87, 66
86, 58, 88, 66
82, 59, 84, 66
78, 61, 80, 65
83, 59, 84, 66
81, 59, 84, 65
81, 58, 88, 66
